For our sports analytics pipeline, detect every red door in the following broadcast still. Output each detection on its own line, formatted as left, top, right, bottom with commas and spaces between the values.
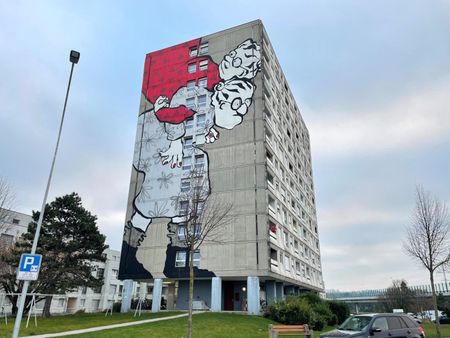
223, 282, 233, 310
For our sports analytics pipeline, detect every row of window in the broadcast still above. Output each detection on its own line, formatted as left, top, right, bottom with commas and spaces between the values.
189, 43, 208, 57
188, 60, 209, 74
185, 114, 206, 129
187, 78, 208, 91
175, 250, 200, 267
271, 247, 320, 284
179, 200, 204, 215
176, 224, 201, 240
186, 95, 207, 110
181, 154, 205, 171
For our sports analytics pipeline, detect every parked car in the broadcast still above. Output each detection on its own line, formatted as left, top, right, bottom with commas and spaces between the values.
439, 316, 450, 324
319, 313, 425, 338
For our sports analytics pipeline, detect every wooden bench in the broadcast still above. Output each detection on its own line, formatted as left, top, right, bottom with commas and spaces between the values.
268, 324, 313, 338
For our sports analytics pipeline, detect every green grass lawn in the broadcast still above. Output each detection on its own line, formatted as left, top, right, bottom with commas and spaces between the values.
0, 311, 181, 338
1, 312, 447, 338
420, 321, 450, 338
58, 312, 279, 338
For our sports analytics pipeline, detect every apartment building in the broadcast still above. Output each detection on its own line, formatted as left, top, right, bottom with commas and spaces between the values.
119, 20, 324, 314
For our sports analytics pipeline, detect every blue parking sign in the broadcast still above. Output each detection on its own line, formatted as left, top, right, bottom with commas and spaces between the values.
17, 254, 42, 281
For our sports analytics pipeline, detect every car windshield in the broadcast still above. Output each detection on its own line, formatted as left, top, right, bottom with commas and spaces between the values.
339, 316, 372, 331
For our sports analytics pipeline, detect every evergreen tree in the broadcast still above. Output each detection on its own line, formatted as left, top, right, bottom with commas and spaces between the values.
0, 193, 107, 316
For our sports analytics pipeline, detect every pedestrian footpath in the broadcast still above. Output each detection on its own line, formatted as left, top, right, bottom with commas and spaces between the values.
21, 312, 195, 337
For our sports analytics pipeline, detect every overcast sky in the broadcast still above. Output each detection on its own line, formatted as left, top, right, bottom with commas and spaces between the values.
1, 1, 449, 291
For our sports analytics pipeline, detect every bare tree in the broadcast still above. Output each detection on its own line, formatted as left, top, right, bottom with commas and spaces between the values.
403, 186, 450, 338
177, 170, 232, 338
378, 280, 416, 313
0, 177, 16, 233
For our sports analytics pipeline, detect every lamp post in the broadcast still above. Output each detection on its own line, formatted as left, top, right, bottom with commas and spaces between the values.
11, 50, 80, 338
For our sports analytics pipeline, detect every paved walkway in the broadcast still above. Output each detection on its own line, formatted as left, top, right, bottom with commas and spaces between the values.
21, 312, 194, 337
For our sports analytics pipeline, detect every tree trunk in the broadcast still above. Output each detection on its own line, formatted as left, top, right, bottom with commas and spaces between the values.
10, 294, 18, 316
430, 271, 442, 338
187, 245, 194, 338
43, 295, 53, 318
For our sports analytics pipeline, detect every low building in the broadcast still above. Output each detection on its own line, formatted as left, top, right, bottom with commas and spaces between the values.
0, 209, 145, 314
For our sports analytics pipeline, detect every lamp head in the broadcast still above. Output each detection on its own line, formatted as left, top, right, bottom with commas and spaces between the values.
70, 50, 80, 64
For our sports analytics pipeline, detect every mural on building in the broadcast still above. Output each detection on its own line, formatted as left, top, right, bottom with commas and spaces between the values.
120, 38, 261, 279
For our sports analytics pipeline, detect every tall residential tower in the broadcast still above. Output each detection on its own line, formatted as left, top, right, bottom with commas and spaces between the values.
119, 20, 323, 313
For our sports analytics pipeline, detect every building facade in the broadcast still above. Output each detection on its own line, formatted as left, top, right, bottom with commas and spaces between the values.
119, 20, 324, 313
0, 209, 31, 250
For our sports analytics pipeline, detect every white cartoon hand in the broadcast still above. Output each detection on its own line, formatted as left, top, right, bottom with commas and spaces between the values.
160, 139, 183, 168
155, 95, 169, 112
205, 127, 220, 144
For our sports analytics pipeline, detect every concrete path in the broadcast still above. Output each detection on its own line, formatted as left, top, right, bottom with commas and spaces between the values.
21, 312, 195, 337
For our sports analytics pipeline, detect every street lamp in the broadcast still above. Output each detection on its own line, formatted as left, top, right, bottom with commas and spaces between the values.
12, 50, 80, 338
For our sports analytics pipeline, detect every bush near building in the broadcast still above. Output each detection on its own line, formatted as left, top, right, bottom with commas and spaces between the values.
267, 293, 350, 330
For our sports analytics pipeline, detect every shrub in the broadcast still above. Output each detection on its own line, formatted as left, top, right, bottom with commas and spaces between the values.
299, 292, 323, 305
327, 300, 350, 325
268, 296, 316, 326
312, 301, 335, 330
267, 292, 349, 330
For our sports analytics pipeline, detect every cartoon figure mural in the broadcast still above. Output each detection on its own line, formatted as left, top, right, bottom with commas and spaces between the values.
120, 38, 261, 279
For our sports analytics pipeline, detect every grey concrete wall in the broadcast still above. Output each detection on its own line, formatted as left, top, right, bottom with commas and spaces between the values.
176, 280, 212, 310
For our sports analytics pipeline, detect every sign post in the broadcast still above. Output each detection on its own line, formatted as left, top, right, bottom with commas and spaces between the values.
16, 254, 42, 281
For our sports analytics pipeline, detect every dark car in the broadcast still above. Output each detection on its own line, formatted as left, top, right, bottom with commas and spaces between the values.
439, 316, 450, 324
319, 313, 425, 338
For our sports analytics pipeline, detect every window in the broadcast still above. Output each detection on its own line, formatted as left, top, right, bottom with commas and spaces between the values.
195, 154, 205, 169
197, 202, 204, 214
193, 223, 202, 237
182, 156, 192, 170
58, 299, 65, 307
188, 63, 196, 74
178, 225, 186, 240
96, 268, 105, 279
199, 43, 208, 54
185, 118, 193, 130
80, 286, 87, 294
179, 201, 189, 215
387, 317, 402, 330
267, 171, 274, 185
181, 179, 190, 192
12, 218, 20, 224
109, 284, 117, 294
187, 80, 196, 91
198, 95, 207, 107
196, 133, 205, 145
284, 255, 290, 271
284, 232, 289, 247
186, 97, 195, 109
294, 240, 299, 251
266, 150, 273, 163
184, 137, 193, 150
268, 195, 275, 210
196, 114, 206, 127
269, 221, 277, 234
372, 317, 389, 331
295, 261, 300, 273
270, 248, 278, 261
112, 269, 118, 277
193, 250, 201, 267
189, 47, 197, 57
175, 251, 186, 267
199, 60, 208, 71
198, 77, 207, 88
